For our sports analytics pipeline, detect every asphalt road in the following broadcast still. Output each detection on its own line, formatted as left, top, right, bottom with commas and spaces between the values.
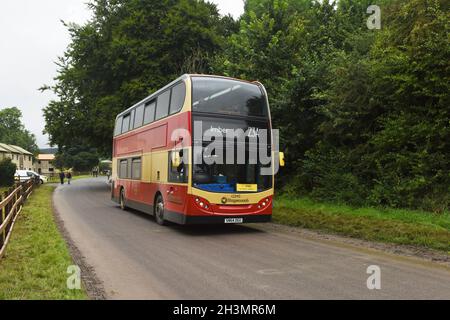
53, 178, 450, 300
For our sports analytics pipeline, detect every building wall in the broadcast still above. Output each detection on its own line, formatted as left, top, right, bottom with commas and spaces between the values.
0, 152, 33, 170
9, 153, 21, 169
21, 154, 33, 170
35, 160, 55, 175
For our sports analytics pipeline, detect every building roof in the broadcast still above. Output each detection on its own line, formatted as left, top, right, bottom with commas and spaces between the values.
0, 143, 17, 153
37, 154, 55, 161
0, 143, 33, 155
9, 145, 33, 155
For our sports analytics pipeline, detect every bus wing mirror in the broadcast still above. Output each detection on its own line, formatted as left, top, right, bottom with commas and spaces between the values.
279, 152, 285, 167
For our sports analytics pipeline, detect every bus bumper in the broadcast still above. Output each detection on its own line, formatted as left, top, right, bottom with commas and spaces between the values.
165, 210, 272, 225
184, 214, 272, 225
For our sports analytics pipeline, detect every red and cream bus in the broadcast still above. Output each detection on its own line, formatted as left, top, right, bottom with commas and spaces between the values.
111, 74, 284, 225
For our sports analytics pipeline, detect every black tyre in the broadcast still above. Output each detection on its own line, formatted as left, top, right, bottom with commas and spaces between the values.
154, 194, 166, 226
120, 188, 127, 210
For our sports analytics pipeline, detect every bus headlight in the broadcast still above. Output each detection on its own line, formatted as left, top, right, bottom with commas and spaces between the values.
257, 198, 271, 210
194, 196, 211, 211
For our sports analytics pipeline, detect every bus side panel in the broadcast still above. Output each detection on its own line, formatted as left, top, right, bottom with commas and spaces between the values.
113, 180, 188, 218
160, 184, 188, 218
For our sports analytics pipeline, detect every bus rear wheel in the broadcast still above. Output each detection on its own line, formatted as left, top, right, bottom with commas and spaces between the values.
120, 188, 127, 211
154, 194, 166, 226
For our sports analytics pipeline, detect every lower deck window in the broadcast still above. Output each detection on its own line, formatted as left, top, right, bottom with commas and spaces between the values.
119, 159, 129, 179
132, 158, 142, 180
118, 157, 142, 180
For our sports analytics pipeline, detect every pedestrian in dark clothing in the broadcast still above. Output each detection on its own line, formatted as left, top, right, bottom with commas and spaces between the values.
67, 172, 72, 185
59, 172, 65, 185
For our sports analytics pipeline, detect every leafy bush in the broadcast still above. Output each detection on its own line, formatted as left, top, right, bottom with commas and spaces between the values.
301, 144, 368, 206
0, 158, 17, 187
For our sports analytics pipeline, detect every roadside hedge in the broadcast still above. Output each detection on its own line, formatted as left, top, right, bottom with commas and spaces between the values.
0, 158, 17, 187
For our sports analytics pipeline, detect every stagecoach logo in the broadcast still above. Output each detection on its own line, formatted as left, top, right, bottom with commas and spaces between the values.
220, 196, 250, 204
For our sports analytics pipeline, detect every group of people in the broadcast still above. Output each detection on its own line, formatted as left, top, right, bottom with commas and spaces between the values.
59, 171, 72, 185
57, 168, 111, 185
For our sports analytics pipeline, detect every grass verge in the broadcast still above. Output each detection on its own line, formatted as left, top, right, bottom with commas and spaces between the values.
274, 197, 450, 252
0, 185, 88, 299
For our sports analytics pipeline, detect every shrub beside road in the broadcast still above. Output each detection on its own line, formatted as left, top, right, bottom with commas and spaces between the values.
274, 197, 450, 252
0, 185, 87, 299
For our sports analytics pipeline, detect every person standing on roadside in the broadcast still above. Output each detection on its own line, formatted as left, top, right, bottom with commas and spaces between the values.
59, 171, 65, 185
67, 172, 72, 185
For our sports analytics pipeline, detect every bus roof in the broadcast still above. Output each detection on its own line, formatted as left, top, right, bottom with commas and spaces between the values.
116, 74, 260, 119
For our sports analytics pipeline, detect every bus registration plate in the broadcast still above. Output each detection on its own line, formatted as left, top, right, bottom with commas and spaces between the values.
225, 218, 244, 224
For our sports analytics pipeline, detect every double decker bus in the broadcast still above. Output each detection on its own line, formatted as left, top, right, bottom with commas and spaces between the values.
111, 74, 284, 225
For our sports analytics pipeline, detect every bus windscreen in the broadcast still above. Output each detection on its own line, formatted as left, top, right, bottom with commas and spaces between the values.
192, 77, 268, 118
193, 144, 273, 193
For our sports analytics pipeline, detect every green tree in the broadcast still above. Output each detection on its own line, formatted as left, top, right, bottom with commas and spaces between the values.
303, 0, 450, 211
53, 146, 100, 172
43, 0, 227, 155
0, 107, 39, 154
218, 0, 449, 211
70, 152, 100, 172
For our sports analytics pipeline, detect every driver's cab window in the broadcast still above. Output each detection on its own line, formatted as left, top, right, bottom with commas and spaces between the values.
169, 149, 188, 183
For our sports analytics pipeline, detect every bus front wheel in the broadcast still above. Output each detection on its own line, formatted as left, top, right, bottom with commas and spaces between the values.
120, 188, 127, 211
154, 194, 166, 226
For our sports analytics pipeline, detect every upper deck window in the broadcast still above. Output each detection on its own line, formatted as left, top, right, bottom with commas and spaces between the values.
134, 104, 144, 129
192, 77, 268, 118
121, 114, 131, 134
114, 116, 123, 136
170, 82, 186, 115
155, 90, 170, 120
144, 100, 156, 125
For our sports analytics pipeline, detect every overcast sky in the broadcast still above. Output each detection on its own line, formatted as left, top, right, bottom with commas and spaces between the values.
0, 0, 245, 148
